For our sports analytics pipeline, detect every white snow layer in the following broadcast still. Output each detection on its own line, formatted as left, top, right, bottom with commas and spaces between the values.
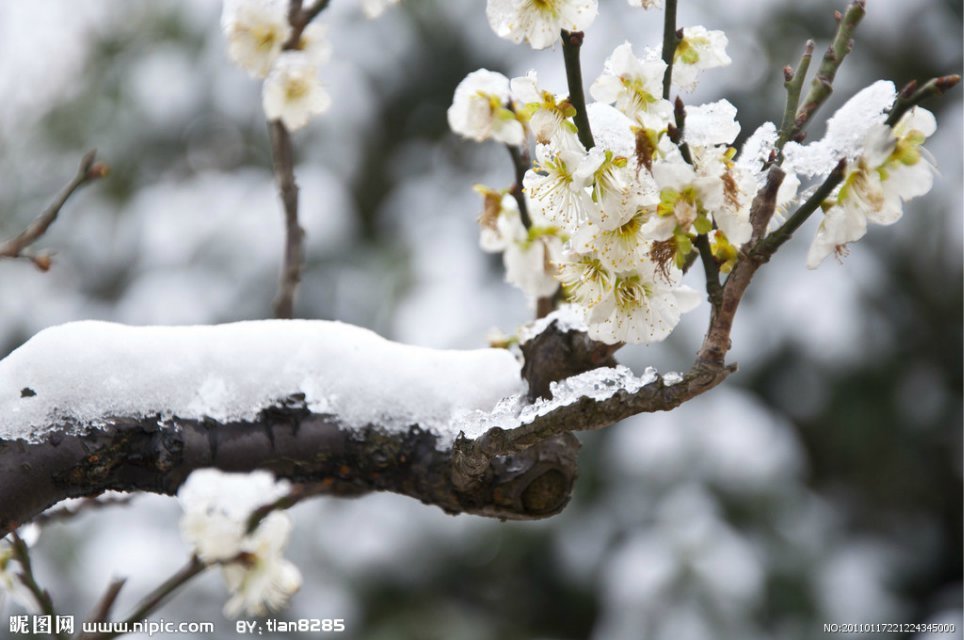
784, 80, 897, 178
0, 320, 525, 446
454, 365, 659, 440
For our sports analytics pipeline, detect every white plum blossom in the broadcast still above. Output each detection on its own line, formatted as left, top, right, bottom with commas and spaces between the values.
221, 515, 303, 618
672, 26, 731, 92
448, 70, 524, 146
511, 71, 578, 147
576, 146, 659, 229
477, 187, 563, 301
807, 107, 937, 268
178, 469, 301, 617
361, 0, 400, 18
179, 469, 291, 562
222, 0, 292, 78
591, 42, 673, 130
262, 52, 331, 131
524, 146, 595, 230
571, 211, 651, 272
486, 0, 598, 50
647, 162, 720, 242
586, 261, 700, 345
557, 251, 615, 308
628, 0, 663, 7
295, 22, 331, 67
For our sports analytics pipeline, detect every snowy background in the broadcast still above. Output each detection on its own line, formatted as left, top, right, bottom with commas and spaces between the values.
0, 1, 960, 638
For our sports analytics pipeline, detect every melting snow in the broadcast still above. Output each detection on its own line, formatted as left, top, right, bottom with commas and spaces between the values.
518, 305, 588, 345
454, 365, 660, 439
784, 80, 897, 178
0, 320, 524, 446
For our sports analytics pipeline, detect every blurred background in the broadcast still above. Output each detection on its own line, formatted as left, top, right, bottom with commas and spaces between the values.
0, 0, 960, 638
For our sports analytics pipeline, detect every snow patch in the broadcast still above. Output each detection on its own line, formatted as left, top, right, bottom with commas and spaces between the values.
518, 305, 588, 345
454, 365, 659, 439
0, 320, 524, 447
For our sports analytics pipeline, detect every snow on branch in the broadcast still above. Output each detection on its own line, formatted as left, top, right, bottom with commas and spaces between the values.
0, 316, 736, 536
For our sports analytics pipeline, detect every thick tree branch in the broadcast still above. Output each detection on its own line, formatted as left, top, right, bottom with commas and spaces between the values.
0, 397, 582, 536
0, 151, 106, 269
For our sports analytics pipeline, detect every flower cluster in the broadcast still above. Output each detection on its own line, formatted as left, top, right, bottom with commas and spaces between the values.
453, 8, 736, 345
222, 0, 331, 130
782, 82, 938, 268
452, 3, 941, 346
178, 469, 302, 617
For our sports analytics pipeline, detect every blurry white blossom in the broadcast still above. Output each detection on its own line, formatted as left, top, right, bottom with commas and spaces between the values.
361, 0, 400, 18
628, 0, 663, 7
295, 22, 331, 67
221, 515, 303, 617
671, 26, 731, 92
178, 469, 301, 617
486, 0, 598, 50
222, 0, 292, 78
448, 69, 524, 146
262, 52, 331, 130
807, 107, 936, 268
477, 187, 562, 301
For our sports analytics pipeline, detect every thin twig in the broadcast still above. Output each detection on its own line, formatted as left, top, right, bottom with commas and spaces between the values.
283, 0, 332, 50
9, 532, 69, 640
269, 1, 333, 318
561, 30, 595, 149
753, 159, 847, 258
774, 40, 815, 155
660, 0, 680, 100
86, 556, 206, 640
0, 151, 106, 268
694, 234, 722, 307
269, 120, 304, 319
246, 485, 309, 534
506, 143, 532, 229
505, 142, 557, 319
792, 1, 866, 136
886, 74, 961, 126
81, 578, 127, 631
749, 168, 786, 245
670, 96, 694, 165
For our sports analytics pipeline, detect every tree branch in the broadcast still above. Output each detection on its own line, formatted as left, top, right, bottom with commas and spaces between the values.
792, 1, 866, 137
82, 556, 206, 640
0, 395, 583, 536
774, 40, 815, 155
269, 121, 304, 319
0, 151, 106, 269
886, 74, 961, 126
506, 143, 532, 229
660, 0, 680, 100
561, 30, 595, 150
10, 532, 69, 640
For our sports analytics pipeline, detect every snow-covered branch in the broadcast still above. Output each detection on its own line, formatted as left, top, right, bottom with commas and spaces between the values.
0, 315, 738, 536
